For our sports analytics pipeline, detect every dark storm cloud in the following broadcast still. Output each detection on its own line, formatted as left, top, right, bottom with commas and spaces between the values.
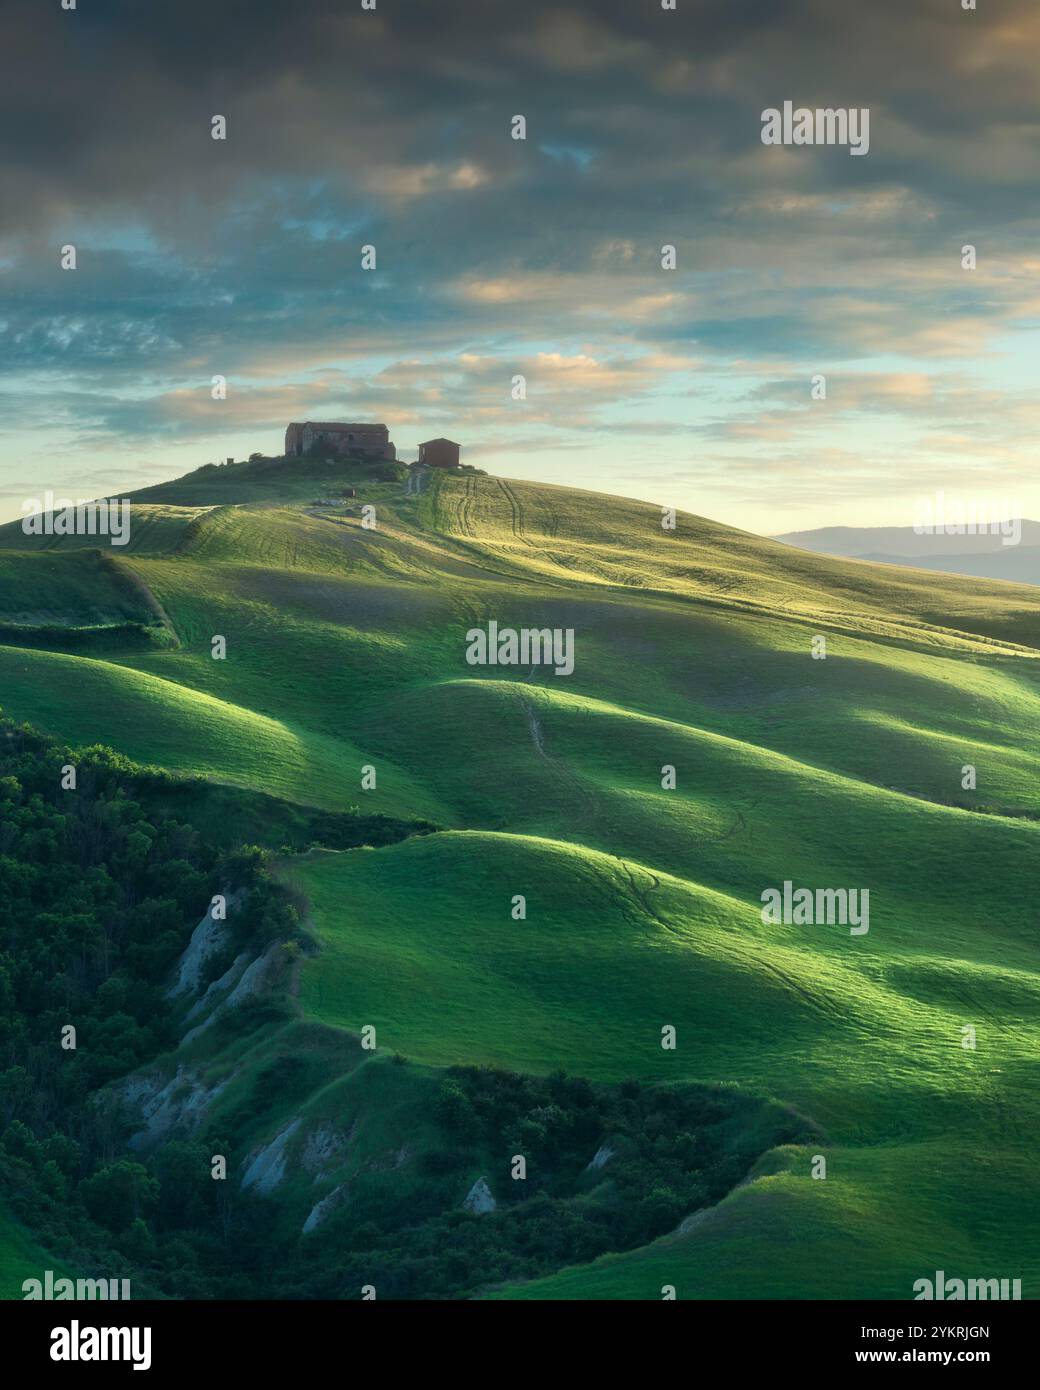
6, 0, 1039, 245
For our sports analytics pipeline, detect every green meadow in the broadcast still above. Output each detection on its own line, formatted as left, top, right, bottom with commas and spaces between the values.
1, 456, 1037, 1298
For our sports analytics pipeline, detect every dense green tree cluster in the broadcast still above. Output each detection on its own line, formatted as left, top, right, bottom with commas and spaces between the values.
0, 725, 219, 1112
0, 718, 288, 1293
286, 1066, 806, 1300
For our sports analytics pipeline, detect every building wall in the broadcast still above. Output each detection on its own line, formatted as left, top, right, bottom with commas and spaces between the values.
418, 439, 460, 469
302, 425, 387, 456
285, 423, 394, 459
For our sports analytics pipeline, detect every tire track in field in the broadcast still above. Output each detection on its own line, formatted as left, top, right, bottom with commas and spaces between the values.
456, 474, 477, 537
615, 856, 845, 1023
496, 477, 535, 548
517, 688, 600, 831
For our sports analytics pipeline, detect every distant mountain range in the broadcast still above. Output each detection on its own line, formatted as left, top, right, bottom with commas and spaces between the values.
773, 522, 1040, 586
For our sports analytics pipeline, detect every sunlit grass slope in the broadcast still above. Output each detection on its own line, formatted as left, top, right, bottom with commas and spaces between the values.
292, 827, 1039, 1125
0, 462, 1037, 1298
492, 1135, 1037, 1300
0, 1208, 72, 1300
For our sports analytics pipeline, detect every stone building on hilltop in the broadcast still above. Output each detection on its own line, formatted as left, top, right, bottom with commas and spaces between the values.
285, 421, 396, 460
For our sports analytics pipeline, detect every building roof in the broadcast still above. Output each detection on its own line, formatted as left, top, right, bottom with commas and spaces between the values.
288, 421, 389, 431
420, 437, 459, 446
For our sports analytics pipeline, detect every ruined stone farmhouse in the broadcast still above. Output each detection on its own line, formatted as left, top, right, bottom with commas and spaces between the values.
285, 421, 396, 460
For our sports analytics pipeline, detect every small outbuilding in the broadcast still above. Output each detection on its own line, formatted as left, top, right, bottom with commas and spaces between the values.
418, 438, 461, 469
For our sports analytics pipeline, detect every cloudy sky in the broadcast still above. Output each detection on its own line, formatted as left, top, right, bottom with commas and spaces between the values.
2, 0, 1038, 533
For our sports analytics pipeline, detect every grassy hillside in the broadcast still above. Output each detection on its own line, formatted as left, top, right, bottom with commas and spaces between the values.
0, 458, 1037, 1299
0, 1210, 72, 1301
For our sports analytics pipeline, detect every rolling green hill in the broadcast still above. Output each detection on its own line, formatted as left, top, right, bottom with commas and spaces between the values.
1, 457, 1037, 1299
